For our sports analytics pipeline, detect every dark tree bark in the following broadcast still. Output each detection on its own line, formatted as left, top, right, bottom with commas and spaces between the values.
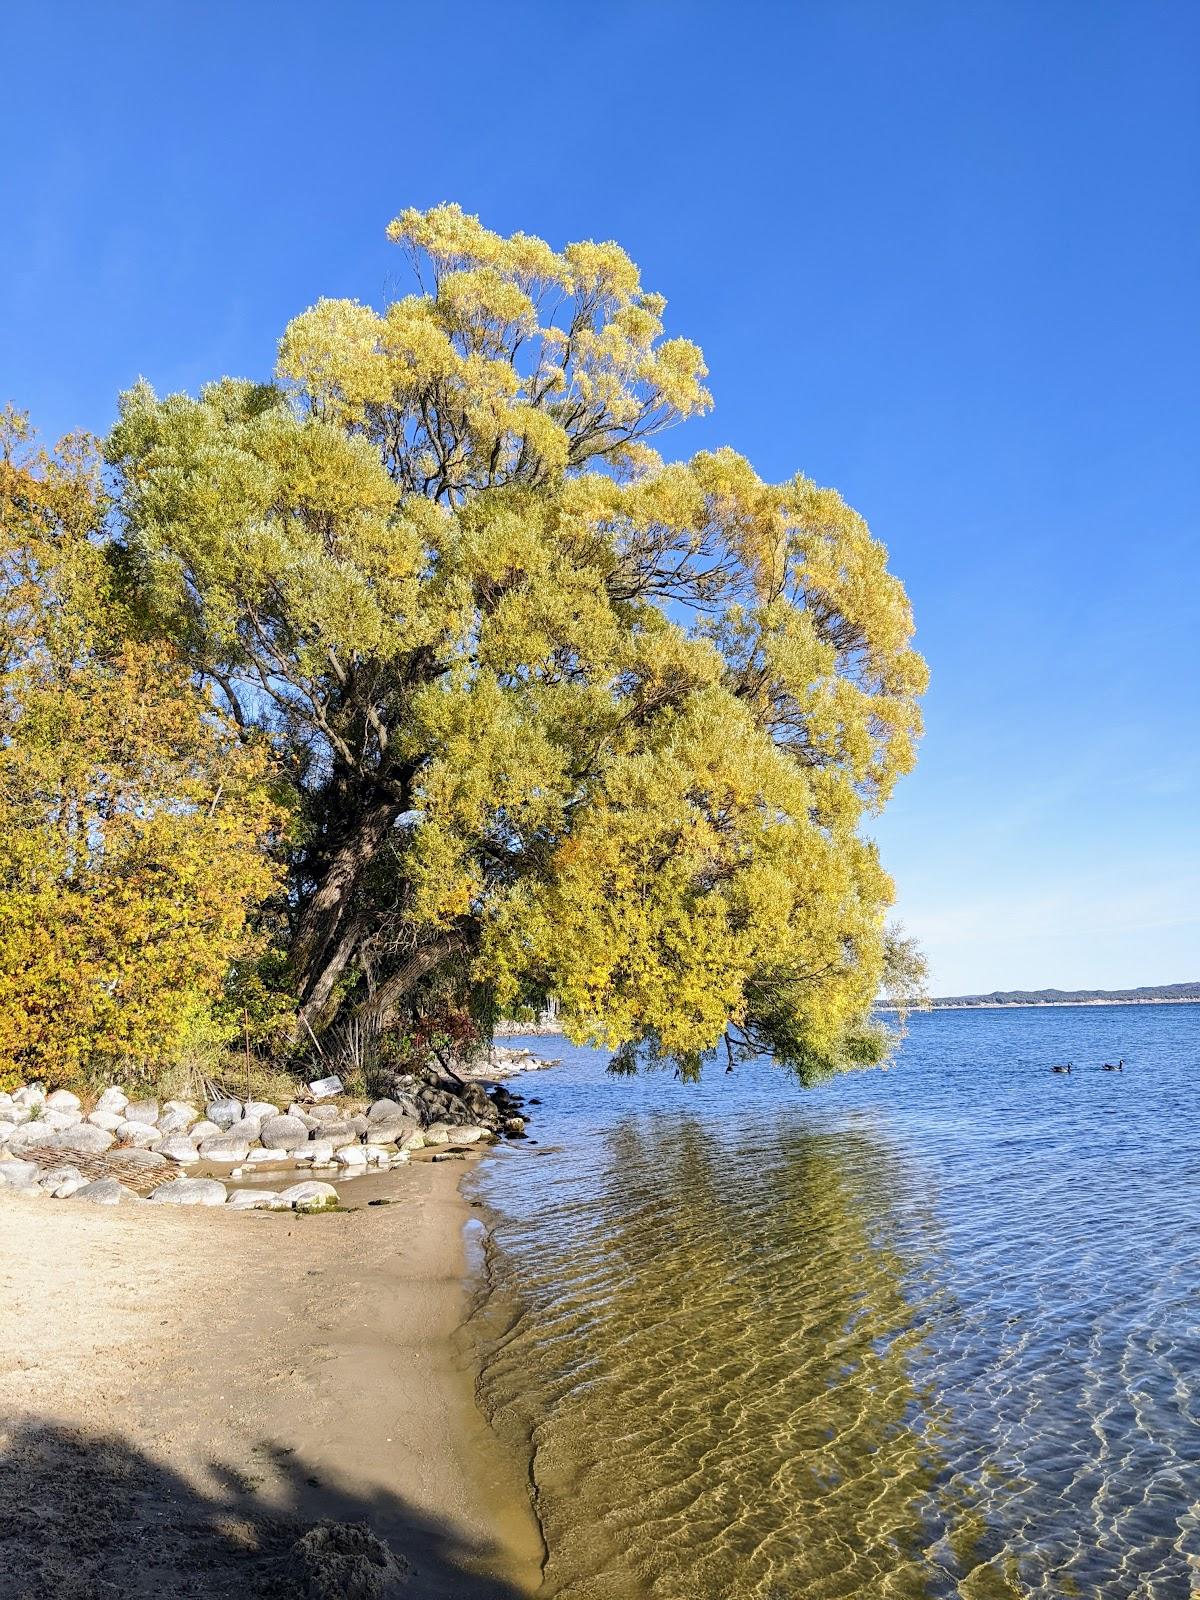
289, 794, 403, 1026
367, 935, 462, 1029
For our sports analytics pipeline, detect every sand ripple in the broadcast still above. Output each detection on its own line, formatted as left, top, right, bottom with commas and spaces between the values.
469, 1008, 1200, 1599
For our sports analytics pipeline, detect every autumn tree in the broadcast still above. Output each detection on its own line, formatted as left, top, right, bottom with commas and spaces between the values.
106, 205, 927, 1082
0, 410, 283, 1088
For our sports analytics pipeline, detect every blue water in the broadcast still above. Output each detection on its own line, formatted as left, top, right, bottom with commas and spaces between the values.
469, 1006, 1200, 1599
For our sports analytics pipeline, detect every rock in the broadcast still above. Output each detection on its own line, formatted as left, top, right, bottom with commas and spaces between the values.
157, 1136, 201, 1165
45, 1089, 82, 1111
284, 1518, 409, 1598
149, 1177, 228, 1206
198, 1137, 252, 1163
303, 1103, 342, 1123
447, 1125, 487, 1145
277, 1181, 340, 1211
13, 1086, 46, 1107
115, 1121, 159, 1148
367, 1098, 404, 1121
0, 1124, 11, 1145
52, 1125, 115, 1156
306, 1140, 335, 1166
88, 1110, 125, 1131
116, 1148, 168, 1171
226, 1189, 286, 1210
73, 1178, 139, 1205
459, 1081, 493, 1118
156, 1107, 197, 1135
260, 1114, 309, 1150
38, 1164, 84, 1191
95, 1086, 129, 1114
162, 1099, 200, 1122
245, 1146, 283, 1163
227, 1116, 263, 1142
188, 1119, 223, 1143
122, 1098, 160, 1126
40, 1109, 83, 1131
334, 1145, 368, 1168
421, 1124, 452, 1146
398, 1131, 425, 1152
0, 1159, 40, 1186
53, 1177, 89, 1198
205, 1098, 242, 1129
307, 1074, 344, 1099
321, 1124, 364, 1149
503, 1116, 528, 1136
244, 1100, 281, 1121
364, 1118, 419, 1146
432, 1150, 468, 1162
6, 1123, 58, 1154
287, 1103, 322, 1130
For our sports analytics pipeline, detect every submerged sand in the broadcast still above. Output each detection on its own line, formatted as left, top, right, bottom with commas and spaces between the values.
0, 1160, 543, 1599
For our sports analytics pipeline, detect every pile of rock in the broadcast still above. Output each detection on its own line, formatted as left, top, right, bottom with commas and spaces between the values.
459, 1044, 561, 1081
0, 1074, 498, 1211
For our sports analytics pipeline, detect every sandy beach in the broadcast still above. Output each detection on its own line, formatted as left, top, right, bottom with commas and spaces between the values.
0, 1159, 543, 1599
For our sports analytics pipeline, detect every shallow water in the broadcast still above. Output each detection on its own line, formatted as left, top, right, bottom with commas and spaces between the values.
467, 1007, 1200, 1598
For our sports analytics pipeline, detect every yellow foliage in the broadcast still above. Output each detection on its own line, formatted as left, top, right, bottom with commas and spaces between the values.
0, 414, 285, 1088
102, 207, 926, 1083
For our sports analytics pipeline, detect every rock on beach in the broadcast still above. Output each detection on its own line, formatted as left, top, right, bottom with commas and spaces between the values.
149, 1177, 228, 1206
72, 1178, 139, 1205
260, 1113, 309, 1149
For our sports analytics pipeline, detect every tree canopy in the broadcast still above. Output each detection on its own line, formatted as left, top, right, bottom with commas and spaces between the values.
26, 203, 925, 1086
0, 409, 283, 1089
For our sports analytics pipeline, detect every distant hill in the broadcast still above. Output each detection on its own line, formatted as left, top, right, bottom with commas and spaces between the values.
926, 982, 1200, 1008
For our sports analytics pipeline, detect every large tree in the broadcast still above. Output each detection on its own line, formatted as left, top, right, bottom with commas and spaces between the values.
107, 205, 927, 1081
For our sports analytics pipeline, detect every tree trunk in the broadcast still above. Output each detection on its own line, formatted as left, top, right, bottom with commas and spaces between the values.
367, 936, 460, 1030
289, 796, 401, 1026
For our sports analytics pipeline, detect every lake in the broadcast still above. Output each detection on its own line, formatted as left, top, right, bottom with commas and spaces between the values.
466, 1005, 1200, 1598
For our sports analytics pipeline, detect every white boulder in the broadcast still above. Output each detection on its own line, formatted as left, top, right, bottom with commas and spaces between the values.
149, 1177, 228, 1206
260, 1114, 309, 1150
45, 1090, 82, 1111
72, 1178, 139, 1205
122, 1098, 160, 1126
157, 1137, 200, 1165
277, 1181, 339, 1209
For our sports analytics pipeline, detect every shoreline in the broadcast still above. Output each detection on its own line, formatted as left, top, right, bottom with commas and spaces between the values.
0, 1156, 543, 1598
894, 998, 1200, 1010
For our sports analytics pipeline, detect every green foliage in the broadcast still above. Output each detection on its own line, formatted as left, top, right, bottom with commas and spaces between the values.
0, 409, 287, 1090
101, 205, 926, 1083
2, 204, 925, 1092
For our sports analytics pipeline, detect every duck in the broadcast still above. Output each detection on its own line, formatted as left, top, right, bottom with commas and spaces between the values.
1102, 1059, 1124, 1072
1051, 1063, 1072, 1074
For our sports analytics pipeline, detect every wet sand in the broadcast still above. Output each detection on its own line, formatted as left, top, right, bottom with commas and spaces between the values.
0, 1158, 543, 1598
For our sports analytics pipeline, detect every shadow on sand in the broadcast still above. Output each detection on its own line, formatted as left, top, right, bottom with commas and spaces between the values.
0, 1417, 530, 1599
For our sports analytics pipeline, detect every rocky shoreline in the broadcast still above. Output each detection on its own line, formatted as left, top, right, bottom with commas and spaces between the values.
0, 1045, 556, 1213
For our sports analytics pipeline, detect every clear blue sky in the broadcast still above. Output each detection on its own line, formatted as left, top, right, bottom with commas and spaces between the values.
5, 1, 1197, 993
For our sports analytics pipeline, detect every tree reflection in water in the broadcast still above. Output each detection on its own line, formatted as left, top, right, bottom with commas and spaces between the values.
472, 1116, 1026, 1600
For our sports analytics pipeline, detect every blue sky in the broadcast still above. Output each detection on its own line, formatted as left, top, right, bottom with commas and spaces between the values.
4, 1, 1197, 993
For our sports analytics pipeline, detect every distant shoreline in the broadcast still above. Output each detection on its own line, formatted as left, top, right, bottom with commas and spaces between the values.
891, 998, 1200, 1011
498, 996, 1200, 1038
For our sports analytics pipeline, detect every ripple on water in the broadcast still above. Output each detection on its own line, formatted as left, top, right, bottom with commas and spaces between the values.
468, 1008, 1200, 1599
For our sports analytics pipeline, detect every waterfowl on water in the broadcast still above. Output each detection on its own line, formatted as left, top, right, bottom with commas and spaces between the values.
1102, 1059, 1124, 1072
1051, 1063, 1072, 1074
